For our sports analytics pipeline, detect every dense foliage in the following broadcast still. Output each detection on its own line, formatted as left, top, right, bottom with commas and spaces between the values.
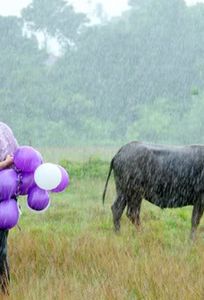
1, 0, 204, 146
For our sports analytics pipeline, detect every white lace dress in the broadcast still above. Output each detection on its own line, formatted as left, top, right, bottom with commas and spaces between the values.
0, 122, 18, 161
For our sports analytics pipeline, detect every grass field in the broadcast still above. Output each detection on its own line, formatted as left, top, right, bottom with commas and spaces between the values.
39, 146, 118, 163
5, 148, 204, 300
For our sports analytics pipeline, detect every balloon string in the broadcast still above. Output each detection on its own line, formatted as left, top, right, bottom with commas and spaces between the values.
16, 171, 22, 197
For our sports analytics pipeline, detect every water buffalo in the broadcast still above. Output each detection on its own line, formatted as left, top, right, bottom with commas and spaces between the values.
103, 141, 204, 239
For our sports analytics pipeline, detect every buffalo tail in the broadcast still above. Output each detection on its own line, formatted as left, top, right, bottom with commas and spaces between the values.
102, 158, 114, 205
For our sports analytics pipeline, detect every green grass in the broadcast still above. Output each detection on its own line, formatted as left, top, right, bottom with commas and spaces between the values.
6, 150, 204, 300
38, 146, 118, 163
60, 157, 110, 179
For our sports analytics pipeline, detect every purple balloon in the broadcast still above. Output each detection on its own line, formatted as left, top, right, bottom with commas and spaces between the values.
0, 199, 19, 230
27, 186, 50, 211
51, 166, 69, 193
19, 172, 36, 195
0, 169, 18, 201
14, 146, 43, 172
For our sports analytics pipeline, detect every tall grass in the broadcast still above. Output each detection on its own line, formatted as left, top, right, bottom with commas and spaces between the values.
5, 151, 204, 300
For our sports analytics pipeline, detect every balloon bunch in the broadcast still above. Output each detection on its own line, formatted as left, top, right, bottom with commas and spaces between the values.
0, 146, 69, 230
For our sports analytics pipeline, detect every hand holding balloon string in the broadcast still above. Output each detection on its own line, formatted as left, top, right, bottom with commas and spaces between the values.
0, 154, 14, 169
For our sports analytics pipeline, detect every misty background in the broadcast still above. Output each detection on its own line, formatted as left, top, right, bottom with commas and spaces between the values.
1, 0, 204, 147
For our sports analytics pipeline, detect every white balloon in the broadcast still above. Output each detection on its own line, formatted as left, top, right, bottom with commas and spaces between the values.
34, 163, 62, 190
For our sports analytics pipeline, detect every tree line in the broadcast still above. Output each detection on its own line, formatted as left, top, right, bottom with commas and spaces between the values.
0, 0, 204, 147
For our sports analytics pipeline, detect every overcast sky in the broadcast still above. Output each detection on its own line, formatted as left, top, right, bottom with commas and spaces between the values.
0, 0, 204, 18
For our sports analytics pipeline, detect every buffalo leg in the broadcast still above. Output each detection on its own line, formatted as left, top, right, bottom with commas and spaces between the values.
190, 199, 204, 240
0, 230, 10, 294
126, 196, 142, 228
111, 195, 126, 232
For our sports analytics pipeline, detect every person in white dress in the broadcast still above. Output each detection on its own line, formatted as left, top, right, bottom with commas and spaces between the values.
0, 122, 18, 294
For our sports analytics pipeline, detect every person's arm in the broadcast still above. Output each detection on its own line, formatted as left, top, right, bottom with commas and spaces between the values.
0, 155, 14, 170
